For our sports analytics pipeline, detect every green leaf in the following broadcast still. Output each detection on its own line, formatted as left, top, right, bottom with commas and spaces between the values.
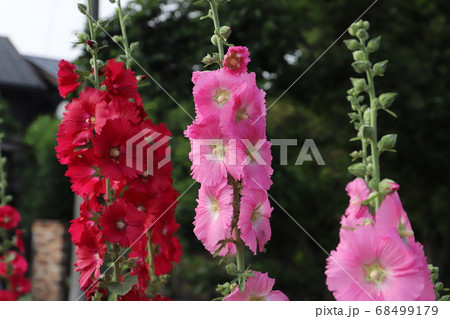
381, 108, 398, 118
107, 274, 138, 296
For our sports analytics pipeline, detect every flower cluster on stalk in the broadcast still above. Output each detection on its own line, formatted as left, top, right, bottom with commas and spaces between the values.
55, 1, 180, 300
325, 20, 434, 301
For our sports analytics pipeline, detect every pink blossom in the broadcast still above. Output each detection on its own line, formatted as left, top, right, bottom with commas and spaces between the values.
223, 46, 251, 75
192, 68, 247, 121
186, 115, 244, 186
326, 226, 429, 301
238, 188, 272, 254
193, 183, 234, 256
223, 271, 289, 301
236, 119, 273, 190
345, 178, 370, 218
221, 73, 266, 131
376, 191, 414, 244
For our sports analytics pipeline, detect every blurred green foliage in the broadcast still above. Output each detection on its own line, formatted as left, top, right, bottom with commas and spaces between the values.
75, 0, 450, 300
18, 115, 73, 228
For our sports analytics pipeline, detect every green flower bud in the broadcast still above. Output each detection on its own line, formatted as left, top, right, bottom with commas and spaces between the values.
352, 50, 365, 61
379, 93, 397, 108
356, 29, 369, 42
379, 178, 399, 196
361, 125, 375, 140
363, 109, 371, 123
362, 21, 370, 31
348, 24, 359, 36
348, 162, 366, 178
367, 36, 381, 53
350, 77, 367, 92
76, 32, 89, 43
373, 60, 388, 76
77, 3, 87, 15
352, 61, 371, 74
201, 53, 215, 65
378, 134, 397, 152
219, 26, 232, 40
211, 35, 220, 46
349, 150, 360, 160
368, 178, 377, 190
343, 39, 361, 51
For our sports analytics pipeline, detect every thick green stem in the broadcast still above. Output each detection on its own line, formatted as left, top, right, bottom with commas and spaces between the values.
105, 178, 113, 205
117, 0, 131, 69
364, 52, 381, 211
235, 230, 245, 272
146, 232, 157, 282
209, 0, 224, 62
87, 0, 99, 89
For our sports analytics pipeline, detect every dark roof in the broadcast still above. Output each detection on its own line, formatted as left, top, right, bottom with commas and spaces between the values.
24, 55, 60, 87
0, 36, 46, 90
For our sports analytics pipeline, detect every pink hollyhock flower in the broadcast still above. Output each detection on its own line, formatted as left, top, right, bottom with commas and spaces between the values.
238, 188, 273, 254
92, 118, 140, 180
74, 224, 106, 290
376, 191, 414, 243
223, 46, 251, 75
192, 68, 247, 121
98, 198, 146, 247
345, 178, 370, 218
193, 182, 234, 255
102, 59, 138, 100
236, 119, 273, 190
223, 271, 289, 301
57, 59, 81, 98
0, 205, 21, 229
411, 241, 435, 301
221, 73, 266, 129
326, 226, 429, 301
61, 87, 109, 144
186, 115, 244, 186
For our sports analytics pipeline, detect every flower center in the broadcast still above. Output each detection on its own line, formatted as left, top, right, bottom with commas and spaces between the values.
115, 219, 126, 231
214, 89, 230, 107
225, 53, 242, 69
208, 197, 220, 215
85, 116, 95, 125
110, 147, 120, 159
236, 106, 249, 122
364, 262, 386, 284
249, 295, 264, 301
3, 216, 10, 223
211, 142, 226, 160
251, 205, 262, 222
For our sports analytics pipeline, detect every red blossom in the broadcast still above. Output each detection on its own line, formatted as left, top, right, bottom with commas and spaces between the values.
57, 59, 81, 98
0, 205, 21, 229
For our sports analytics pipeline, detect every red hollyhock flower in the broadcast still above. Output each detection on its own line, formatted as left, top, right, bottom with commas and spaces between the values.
0, 251, 27, 276
74, 224, 106, 290
92, 118, 140, 180
0, 205, 21, 229
61, 87, 109, 144
119, 288, 151, 301
98, 198, 146, 247
65, 150, 105, 196
57, 59, 81, 98
9, 274, 31, 295
102, 59, 138, 100
14, 229, 25, 254
0, 290, 17, 301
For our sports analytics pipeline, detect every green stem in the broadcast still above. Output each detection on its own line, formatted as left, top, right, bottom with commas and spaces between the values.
105, 178, 113, 205
87, 0, 99, 89
146, 232, 157, 282
113, 243, 121, 301
364, 49, 381, 211
235, 230, 245, 272
208, 0, 224, 62
117, 0, 131, 69
229, 176, 245, 273
0, 136, 7, 206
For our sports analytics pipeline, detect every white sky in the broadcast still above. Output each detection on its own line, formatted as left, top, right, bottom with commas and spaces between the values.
0, 0, 130, 61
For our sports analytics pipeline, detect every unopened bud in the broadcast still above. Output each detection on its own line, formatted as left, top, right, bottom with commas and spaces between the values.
86, 40, 98, 48
362, 21, 370, 31
352, 50, 365, 61
352, 61, 371, 74
344, 39, 361, 51
201, 54, 215, 65
367, 36, 381, 53
211, 35, 220, 46
350, 77, 367, 92
378, 134, 397, 152
356, 29, 369, 42
136, 75, 146, 81
373, 60, 388, 76
379, 93, 397, 108
348, 162, 366, 178
350, 150, 360, 160
379, 178, 399, 195
219, 26, 231, 40
76, 32, 89, 43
